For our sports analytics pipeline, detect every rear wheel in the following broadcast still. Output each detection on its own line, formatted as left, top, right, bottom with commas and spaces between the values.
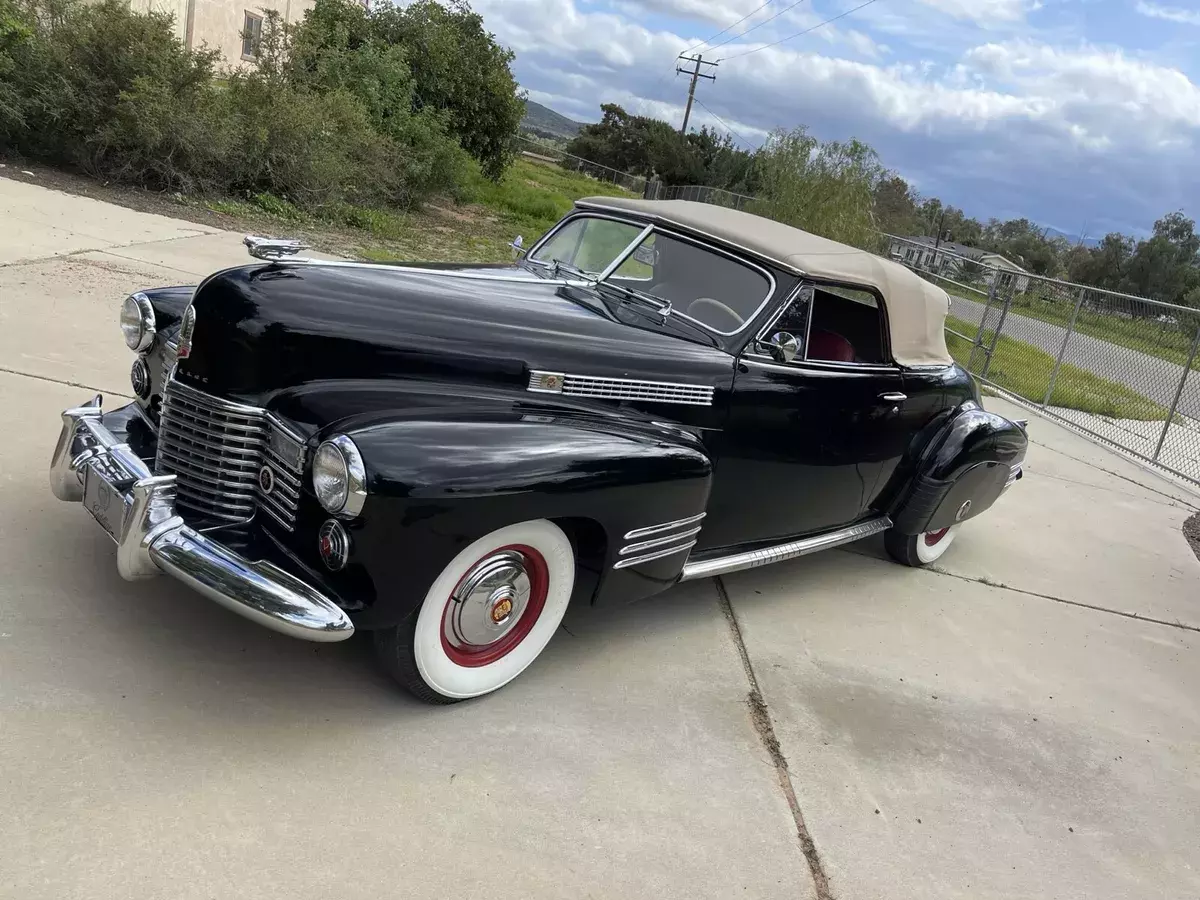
374, 519, 575, 703
884, 524, 960, 568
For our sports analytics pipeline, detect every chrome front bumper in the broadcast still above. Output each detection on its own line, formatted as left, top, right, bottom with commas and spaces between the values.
49, 396, 353, 642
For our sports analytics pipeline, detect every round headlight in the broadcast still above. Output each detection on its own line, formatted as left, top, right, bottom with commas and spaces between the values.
312, 435, 366, 518
120, 292, 156, 352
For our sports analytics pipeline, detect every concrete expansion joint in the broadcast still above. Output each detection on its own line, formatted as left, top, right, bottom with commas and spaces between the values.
0, 365, 131, 399
715, 576, 836, 900
925, 565, 1200, 635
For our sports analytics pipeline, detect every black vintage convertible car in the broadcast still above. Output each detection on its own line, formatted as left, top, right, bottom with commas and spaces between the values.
50, 197, 1026, 702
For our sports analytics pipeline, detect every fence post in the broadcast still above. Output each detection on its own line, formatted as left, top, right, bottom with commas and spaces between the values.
967, 277, 999, 373
1042, 286, 1086, 408
1153, 322, 1200, 461
979, 275, 1014, 382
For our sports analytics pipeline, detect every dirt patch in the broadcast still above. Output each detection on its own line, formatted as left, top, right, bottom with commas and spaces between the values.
1183, 511, 1200, 563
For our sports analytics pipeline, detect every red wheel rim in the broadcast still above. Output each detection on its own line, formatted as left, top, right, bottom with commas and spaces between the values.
440, 544, 549, 668
924, 528, 950, 547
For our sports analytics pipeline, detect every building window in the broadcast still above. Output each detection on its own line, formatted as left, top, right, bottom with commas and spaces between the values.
242, 11, 263, 60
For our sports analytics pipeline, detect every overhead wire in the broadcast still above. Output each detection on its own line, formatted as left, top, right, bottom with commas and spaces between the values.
692, 97, 758, 150
680, 0, 776, 55
717, 0, 883, 61
702, 0, 812, 54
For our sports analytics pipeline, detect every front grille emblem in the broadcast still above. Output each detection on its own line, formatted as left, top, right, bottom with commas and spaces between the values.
258, 465, 276, 495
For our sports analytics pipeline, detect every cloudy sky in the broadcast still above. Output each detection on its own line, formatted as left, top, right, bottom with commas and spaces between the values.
472, 0, 1200, 238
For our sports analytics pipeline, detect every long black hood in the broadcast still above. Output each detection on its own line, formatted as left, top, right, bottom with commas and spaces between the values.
178, 262, 734, 411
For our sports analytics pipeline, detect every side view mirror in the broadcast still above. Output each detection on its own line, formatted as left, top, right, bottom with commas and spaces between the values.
510, 235, 526, 259
759, 331, 800, 363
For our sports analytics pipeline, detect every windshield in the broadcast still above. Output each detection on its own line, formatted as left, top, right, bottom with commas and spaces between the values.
529, 215, 774, 334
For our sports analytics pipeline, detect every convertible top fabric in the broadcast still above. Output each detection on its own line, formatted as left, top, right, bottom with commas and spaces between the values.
576, 196, 952, 367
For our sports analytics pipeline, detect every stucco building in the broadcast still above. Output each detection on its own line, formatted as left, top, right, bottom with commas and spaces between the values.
128, 0, 322, 66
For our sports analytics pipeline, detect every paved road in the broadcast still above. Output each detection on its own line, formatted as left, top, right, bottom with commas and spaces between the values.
950, 293, 1200, 419
4, 172, 1200, 900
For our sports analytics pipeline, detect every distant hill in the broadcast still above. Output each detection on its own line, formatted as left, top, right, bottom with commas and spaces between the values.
521, 100, 585, 141
1044, 226, 1100, 248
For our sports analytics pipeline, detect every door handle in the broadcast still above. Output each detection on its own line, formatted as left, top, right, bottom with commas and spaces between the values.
879, 392, 907, 402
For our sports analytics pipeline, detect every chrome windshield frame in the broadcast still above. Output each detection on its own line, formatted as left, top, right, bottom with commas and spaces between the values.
526, 211, 778, 338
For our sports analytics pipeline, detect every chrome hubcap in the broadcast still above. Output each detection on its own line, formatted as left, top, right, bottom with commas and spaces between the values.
444, 550, 532, 650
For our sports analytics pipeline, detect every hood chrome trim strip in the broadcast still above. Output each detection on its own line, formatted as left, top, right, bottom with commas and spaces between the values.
527, 370, 715, 406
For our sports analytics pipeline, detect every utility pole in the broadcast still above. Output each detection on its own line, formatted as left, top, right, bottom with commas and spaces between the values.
676, 53, 718, 135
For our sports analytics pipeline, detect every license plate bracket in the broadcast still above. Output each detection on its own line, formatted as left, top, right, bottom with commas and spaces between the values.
83, 463, 129, 542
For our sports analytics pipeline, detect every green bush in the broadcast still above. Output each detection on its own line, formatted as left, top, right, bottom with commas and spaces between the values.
0, 0, 519, 210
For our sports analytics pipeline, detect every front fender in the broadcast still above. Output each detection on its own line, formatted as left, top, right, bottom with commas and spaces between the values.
887, 402, 1027, 535
328, 409, 713, 629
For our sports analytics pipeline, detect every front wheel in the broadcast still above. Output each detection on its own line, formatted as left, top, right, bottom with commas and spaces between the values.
374, 519, 576, 703
884, 524, 960, 568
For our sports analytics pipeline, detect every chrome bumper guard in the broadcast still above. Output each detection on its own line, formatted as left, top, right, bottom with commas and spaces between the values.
49, 396, 353, 642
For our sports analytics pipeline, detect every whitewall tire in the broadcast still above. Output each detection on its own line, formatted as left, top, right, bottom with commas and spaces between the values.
374, 520, 575, 703
884, 524, 961, 568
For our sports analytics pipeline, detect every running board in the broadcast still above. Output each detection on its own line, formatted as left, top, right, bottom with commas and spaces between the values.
678, 516, 892, 581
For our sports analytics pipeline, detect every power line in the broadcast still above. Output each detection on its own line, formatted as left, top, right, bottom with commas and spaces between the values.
718, 0, 883, 61
703, 0, 812, 54
692, 97, 757, 150
680, 0, 775, 55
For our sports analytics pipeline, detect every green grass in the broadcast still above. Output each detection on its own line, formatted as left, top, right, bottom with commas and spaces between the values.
928, 270, 1200, 371
202, 156, 635, 265
946, 316, 1169, 421
1002, 290, 1199, 370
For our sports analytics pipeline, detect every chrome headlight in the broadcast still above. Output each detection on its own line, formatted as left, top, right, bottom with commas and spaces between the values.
120, 292, 156, 352
312, 435, 367, 518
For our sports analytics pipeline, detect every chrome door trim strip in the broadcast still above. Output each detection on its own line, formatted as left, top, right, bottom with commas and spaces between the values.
679, 516, 892, 581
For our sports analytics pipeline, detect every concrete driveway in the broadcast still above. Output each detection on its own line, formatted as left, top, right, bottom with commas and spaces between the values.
3, 174, 1200, 900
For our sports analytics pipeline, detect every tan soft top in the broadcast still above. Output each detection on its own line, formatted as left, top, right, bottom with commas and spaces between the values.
576, 196, 952, 367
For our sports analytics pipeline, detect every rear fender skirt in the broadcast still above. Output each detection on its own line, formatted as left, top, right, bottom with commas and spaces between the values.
887, 402, 1028, 535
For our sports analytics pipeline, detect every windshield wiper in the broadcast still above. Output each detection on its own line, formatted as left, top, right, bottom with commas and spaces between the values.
593, 281, 673, 322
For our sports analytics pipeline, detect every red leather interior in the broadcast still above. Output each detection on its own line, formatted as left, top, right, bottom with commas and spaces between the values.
808, 328, 856, 363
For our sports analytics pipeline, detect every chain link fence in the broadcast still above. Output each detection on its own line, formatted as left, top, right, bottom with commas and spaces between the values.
643, 182, 758, 210
888, 235, 1200, 487
514, 135, 646, 194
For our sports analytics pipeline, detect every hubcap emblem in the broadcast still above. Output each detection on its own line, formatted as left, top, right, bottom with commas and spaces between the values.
490, 596, 514, 624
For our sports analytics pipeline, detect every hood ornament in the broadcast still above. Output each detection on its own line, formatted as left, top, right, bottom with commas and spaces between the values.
244, 235, 309, 261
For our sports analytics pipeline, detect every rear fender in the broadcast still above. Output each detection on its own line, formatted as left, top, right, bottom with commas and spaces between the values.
324, 409, 712, 629
887, 402, 1027, 535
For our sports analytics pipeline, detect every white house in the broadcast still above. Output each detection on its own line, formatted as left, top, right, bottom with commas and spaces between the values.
887, 234, 1031, 293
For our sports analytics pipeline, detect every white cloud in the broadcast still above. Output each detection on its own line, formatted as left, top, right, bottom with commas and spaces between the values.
481, 0, 1200, 232
911, 0, 1035, 24
615, 0, 769, 28
1135, 1, 1200, 26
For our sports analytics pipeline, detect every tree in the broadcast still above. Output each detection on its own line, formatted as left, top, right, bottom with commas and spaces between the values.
289, 0, 523, 180
872, 174, 921, 235
753, 127, 882, 249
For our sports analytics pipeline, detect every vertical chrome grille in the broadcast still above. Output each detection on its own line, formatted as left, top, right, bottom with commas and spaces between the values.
155, 380, 268, 524
257, 415, 306, 531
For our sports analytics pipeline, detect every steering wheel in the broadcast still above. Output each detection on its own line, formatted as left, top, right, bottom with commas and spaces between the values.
687, 297, 744, 332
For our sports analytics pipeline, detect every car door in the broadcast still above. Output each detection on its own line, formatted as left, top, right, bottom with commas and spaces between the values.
697, 282, 914, 552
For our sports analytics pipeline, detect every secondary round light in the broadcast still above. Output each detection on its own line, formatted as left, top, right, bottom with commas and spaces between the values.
318, 519, 350, 571
120, 292, 156, 352
312, 435, 367, 518
130, 357, 151, 400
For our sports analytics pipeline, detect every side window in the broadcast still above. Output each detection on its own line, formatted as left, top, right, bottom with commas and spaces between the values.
754, 283, 889, 366
807, 286, 887, 364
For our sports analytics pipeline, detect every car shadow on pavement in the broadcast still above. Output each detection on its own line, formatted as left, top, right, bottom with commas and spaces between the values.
46, 525, 741, 724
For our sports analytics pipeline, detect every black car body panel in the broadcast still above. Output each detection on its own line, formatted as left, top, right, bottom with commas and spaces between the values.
119, 209, 1025, 637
